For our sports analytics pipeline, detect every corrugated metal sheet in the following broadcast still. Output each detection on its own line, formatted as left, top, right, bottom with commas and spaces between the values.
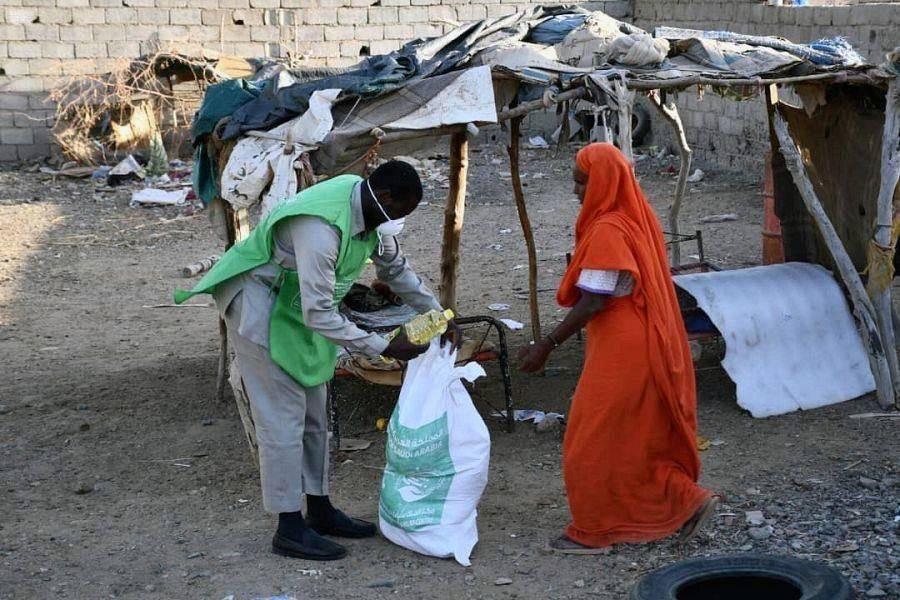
674, 263, 875, 418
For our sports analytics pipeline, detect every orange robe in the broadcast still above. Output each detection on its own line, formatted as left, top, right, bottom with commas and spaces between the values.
557, 144, 709, 547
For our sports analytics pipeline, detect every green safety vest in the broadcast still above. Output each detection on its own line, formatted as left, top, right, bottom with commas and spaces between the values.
175, 175, 379, 387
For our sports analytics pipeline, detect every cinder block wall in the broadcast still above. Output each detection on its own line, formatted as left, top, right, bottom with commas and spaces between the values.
633, 1, 900, 176
0, 0, 632, 164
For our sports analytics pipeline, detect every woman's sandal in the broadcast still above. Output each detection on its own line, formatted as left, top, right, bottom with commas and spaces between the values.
675, 494, 722, 545
546, 535, 612, 555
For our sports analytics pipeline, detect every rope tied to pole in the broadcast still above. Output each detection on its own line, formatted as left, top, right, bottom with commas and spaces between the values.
864, 217, 900, 296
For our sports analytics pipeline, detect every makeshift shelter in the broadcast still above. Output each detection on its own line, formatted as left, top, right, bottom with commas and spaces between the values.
189, 6, 900, 433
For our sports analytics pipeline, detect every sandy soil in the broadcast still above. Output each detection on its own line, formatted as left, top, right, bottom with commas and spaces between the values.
1, 144, 897, 600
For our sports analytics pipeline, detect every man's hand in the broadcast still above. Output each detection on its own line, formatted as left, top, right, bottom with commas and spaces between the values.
517, 340, 553, 373
382, 331, 428, 362
440, 318, 463, 351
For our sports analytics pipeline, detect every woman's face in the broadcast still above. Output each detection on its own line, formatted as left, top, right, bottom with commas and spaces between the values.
573, 167, 588, 204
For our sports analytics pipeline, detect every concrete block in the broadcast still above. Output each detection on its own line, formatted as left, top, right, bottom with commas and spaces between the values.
17, 143, 51, 161
0, 25, 27, 41
155, 0, 189, 6
0, 93, 29, 110
347, 0, 373, 6
337, 7, 366, 24
27, 59, 62, 77
231, 42, 267, 56
170, 8, 202, 25
250, 25, 279, 41
749, 3, 765, 24
1, 127, 34, 145
306, 8, 337, 24
325, 56, 357, 68
382, 0, 411, 6
73, 42, 105, 58
218, 0, 250, 7
368, 7, 399, 24
427, 5, 455, 23
307, 41, 341, 57
370, 39, 400, 55
455, 5, 486, 22
60, 25, 94, 42
41, 41, 75, 58
24, 23, 59, 41
231, 9, 264, 25
869, 4, 897, 26
341, 41, 366, 57
818, 6, 839, 27
486, 4, 517, 19
72, 8, 106, 26
104, 7, 139, 24
411, 23, 441, 38
0, 144, 19, 163
5, 7, 39, 24
441, 0, 468, 6
56, 0, 88, 6
411, 0, 436, 6
107, 41, 141, 58
850, 5, 873, 26
200, 8, 229, 25
121, 0, 156, 6
324, 25, 355, 40
281, 0, 315, 7
383, 24, 414, 39
2, 61, 30, 76
291, 25, 323, 41
88, 0, 122, 6
9, 42, 41, 58
399, 6, 428, 22
354, 24, 384, 40
86, 25, 126, 43
250, 0, 280, 8
222, 25, 252, 42
156, 25, 190, 41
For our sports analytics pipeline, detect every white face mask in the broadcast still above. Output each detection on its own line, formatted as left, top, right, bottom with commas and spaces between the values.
367, 179, 406, 243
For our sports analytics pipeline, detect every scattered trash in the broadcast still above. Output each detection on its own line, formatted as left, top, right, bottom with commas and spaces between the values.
375, 417, 388, 432
865, 585, 887, 597
108, 155, 146, 186
488, 303, 511, 312
512, 264, 525, 270
574, 579, 586, 588
499, 319, 524, 331
367, 579, 395, 589
91, 166, 112, 182
297, 569, 321, 576
697, 436, 711, 451
745, 511, 765, 526
832, 541, 859, 554
76, 404, 89, 411
699, 213, 738, 224
849, 412, 900, 419
489, 243, 503, 251
187, 552, 203, 559
493, 409, 564, 424
201, 418, 214, 426
182, 256, 220, 278
494, 577, 513, 586
338, 438, 372, 452
687, 168, 705, 183
131, 187, 189, 206
490, 158, 504, 166
499, 228, 512, 234
531, 172, 547, 179
527, 135, 549, 149
535, 415, 562, 434
710, 439, 726, 446
74, 482, 94, 495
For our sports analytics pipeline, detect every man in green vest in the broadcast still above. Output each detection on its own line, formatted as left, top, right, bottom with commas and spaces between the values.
176, 160, 457, 560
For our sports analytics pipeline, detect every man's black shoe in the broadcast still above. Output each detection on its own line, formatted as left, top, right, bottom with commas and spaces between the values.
308, 509, 377, 539
271, 528, 348, 560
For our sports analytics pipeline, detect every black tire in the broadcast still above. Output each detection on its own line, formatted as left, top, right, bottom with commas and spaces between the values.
630, 554, 853, 600
631, 103, 651, 146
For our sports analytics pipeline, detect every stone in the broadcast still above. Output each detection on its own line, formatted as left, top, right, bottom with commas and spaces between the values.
860, 477, 880, 491
866, 586, 887, 597
495, 577, 513, 586
74, 482, 94, 495
748, 525, 774, 541
201, 418, 213, 426
745, 511, 765, 526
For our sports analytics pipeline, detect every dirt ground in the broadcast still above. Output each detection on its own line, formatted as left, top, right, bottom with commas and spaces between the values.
1, 143, 898, 600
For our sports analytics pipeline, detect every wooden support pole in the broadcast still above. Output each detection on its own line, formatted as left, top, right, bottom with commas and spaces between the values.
774, 112, 896, 409
648, 90, 692, 267
614, 79, 635, 164
439, 131, 469, 311
868, 77, 900, 407
508, 116, 542, 342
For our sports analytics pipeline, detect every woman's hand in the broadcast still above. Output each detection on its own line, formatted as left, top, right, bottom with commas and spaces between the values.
517, 339, 553, 373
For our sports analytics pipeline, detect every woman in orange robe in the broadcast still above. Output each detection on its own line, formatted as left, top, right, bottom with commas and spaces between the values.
519, 143, 717, 553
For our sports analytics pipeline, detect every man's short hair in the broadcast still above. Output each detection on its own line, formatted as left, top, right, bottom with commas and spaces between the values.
368, 160, 423, 206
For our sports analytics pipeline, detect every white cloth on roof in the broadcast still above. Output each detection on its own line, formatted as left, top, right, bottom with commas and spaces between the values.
605, 33, 670, 67
220, 88, 341, 216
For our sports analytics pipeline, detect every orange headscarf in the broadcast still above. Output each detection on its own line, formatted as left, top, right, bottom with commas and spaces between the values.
558, 143, 699, 478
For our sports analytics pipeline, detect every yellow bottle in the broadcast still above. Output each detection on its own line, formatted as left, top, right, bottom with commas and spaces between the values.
387, 308, 455, 345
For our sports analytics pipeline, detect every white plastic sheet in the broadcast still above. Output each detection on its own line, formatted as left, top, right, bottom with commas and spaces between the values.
674, 263, 875, 417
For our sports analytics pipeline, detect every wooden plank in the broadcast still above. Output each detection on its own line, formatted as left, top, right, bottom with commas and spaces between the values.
439, 132, 469, 311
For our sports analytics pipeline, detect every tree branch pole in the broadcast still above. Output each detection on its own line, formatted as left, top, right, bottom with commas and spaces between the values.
648, 90, 692, 267
869, 76, 900, 408
508, 115, 542, 342
614, 79, 635, 164
774, 112, 896, 409
439, 131, 469, 311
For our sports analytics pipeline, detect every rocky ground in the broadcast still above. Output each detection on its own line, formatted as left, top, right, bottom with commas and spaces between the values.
0, 142, 898, 599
